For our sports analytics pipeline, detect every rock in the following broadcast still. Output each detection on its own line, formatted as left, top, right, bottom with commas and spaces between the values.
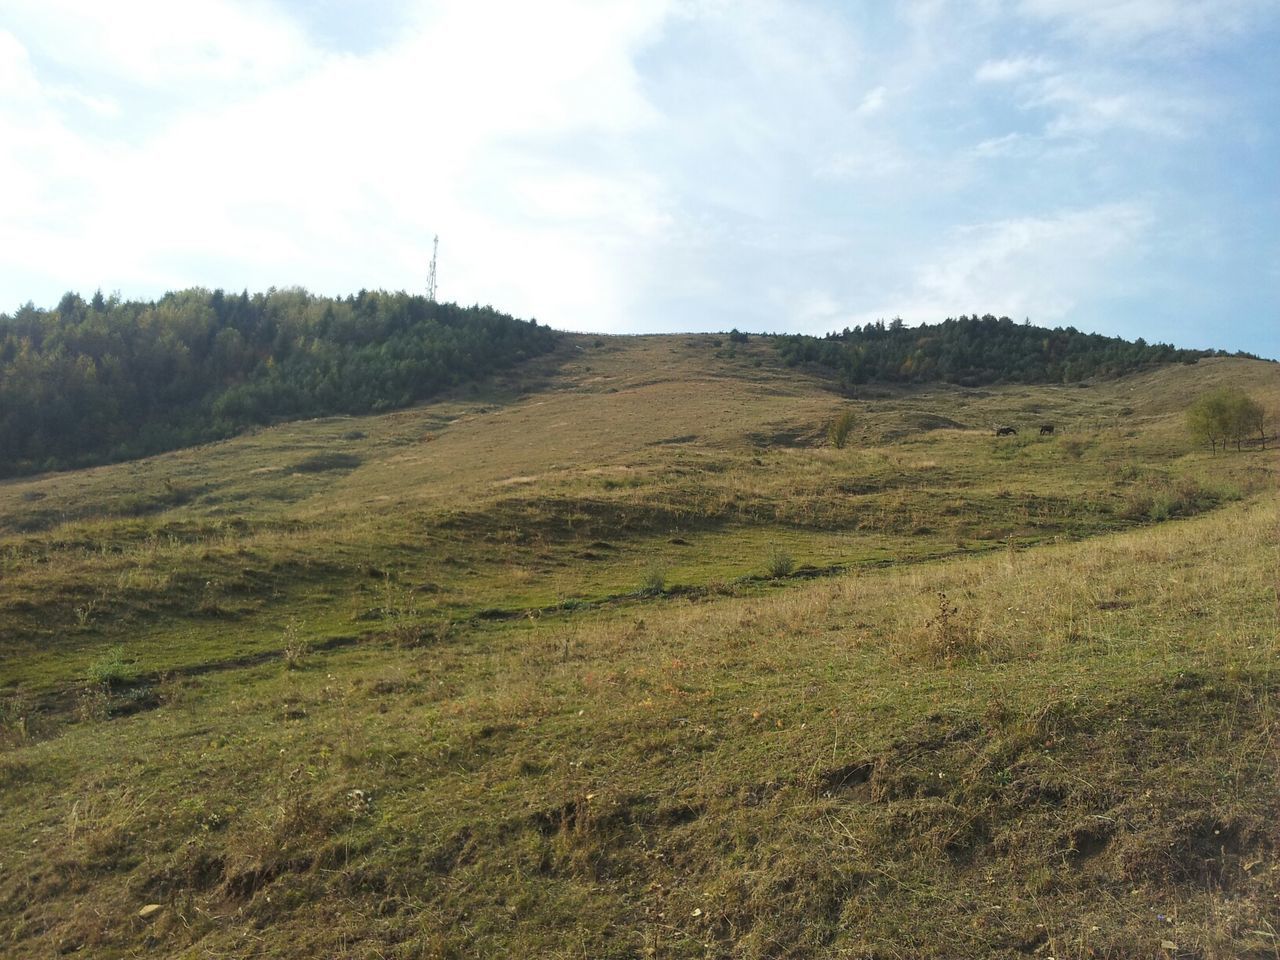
138, 904, 162, 920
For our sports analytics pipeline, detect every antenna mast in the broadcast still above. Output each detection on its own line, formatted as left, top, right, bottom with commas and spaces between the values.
426, 235, 439, 303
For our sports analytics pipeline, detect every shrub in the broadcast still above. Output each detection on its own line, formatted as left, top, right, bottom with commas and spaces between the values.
828, 410, 856, 449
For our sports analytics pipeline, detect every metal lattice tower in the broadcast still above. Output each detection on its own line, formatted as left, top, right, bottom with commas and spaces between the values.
426, 235, 439, 303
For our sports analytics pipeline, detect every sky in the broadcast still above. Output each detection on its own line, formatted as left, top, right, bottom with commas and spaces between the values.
1, 0, 1277, 356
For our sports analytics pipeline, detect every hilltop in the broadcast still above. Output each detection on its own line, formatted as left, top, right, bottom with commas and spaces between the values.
0, 289, 556, 478
4, 291, 1267, 483
0, 335, 1277, 958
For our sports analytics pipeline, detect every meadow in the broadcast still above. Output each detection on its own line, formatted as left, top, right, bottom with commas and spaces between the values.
0, 335, 1276, 958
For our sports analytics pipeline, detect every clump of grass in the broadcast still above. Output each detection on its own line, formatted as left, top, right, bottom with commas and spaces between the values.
1060, 436, 1089, 459
640, 565, 667, 596
0, 694, 31, 747
765, 548, 795, 579
281, 619, 309, 670
86, 647, 139, 688
1114, 463, 1145, 483
828, 410, 856, 449
388, 619, 452, 648
1120, 477, 1223, 522
293, 451, 362, 473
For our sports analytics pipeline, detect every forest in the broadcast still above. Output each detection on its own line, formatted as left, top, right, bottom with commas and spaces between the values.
773, 314, 1246, 388
0, 288, 558, 477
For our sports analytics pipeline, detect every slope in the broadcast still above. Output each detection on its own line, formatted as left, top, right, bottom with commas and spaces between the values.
0, 335, 1276, 958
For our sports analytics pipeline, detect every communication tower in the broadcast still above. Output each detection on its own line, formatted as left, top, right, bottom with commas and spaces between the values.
426, 235, 439, 303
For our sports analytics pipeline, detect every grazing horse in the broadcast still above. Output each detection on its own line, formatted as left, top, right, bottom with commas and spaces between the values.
995, 426, 1017, 437
1039, 424, 1055, 436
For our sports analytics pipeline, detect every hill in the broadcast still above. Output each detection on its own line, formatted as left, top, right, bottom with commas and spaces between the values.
774, 314, 1259, 388
0, 336, 1277, 958
0, 289, 557, 478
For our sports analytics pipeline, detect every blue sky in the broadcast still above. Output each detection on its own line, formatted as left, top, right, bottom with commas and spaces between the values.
1, 0, 1277, 356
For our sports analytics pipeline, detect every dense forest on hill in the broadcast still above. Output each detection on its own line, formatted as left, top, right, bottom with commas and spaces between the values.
0, 288, 557, 477
774, 314, 1245, 388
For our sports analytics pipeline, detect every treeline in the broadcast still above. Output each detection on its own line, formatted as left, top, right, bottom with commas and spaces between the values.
774, 315, 1245, 388
0, 288, 558, 477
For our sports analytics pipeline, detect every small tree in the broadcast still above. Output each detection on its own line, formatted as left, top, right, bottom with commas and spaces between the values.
1187, 387, 1265, 454
1229, 392, 1266, 451
1187, 392, 1227, 454
828, 410, 856, 449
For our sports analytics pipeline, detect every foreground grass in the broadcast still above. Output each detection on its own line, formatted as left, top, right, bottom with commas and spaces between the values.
1, 492, 1277, 958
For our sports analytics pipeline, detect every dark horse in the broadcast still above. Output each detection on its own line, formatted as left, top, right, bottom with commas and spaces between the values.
1039, 424, 1055, 436
995, 426, 1017, 437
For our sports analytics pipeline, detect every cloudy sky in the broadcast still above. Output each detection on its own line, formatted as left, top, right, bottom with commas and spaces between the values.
2, 0, 1277, 355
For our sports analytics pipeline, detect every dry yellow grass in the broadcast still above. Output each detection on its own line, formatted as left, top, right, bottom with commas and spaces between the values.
0, 336, 1277, 958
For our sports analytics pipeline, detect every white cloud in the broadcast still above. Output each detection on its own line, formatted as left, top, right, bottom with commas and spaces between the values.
871, 203, 1154, 325
0, 0, 1274, 354
1033, 73, 1200, 138
1, 0, 315, 89
970, 132, 1029, 157
972, 58, 1206, 151
975, 55, 1053, 82
815, 141, 906, 180
1014, 0, 1269, 49
0, 0, 679, 326
854, 85, 888, 116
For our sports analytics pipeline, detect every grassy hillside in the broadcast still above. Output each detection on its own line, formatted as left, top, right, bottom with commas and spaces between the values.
0, 289, 557, 477
0, 335, 1276, 958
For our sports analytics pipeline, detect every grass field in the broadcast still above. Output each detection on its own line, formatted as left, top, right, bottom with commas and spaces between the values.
1, 335, 1277, 958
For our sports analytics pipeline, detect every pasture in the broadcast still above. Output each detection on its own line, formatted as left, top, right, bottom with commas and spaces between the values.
0, 335, 1276, 958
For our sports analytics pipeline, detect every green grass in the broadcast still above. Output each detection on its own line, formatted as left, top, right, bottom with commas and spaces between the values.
0, 335, 1276, 957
